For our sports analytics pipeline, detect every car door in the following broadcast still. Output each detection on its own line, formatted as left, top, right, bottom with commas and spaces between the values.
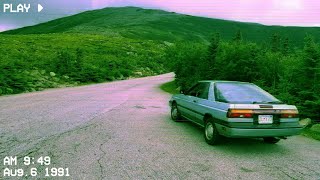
180, 82, 210, 124
191, 82, 211, 125
177, 83, 201, 120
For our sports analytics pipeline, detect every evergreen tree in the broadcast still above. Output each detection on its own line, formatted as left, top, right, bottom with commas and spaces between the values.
203, 32, 220, 80
233, 30, 243, 42
271, 33, 281, 52
282, 37, 290, 55
303, 35, 320, 91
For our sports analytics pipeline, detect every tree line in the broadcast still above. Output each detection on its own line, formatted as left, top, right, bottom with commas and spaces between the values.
166, 31, 320, 120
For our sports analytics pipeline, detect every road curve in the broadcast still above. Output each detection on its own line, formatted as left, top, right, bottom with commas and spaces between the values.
1, 73, 320, 180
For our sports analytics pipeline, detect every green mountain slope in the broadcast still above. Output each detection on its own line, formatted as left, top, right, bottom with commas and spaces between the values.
0, 33, 168, 95
1, 6, 320, 96
2, 7, 320, 46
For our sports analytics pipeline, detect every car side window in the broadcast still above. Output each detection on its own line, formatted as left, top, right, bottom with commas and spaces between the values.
214, 84, 228, 102
198, 83, 210, 99
187, 83, 210, 99
186, 83, 200, 96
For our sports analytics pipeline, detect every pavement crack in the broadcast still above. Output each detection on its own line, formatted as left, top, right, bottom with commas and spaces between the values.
97, 140, 108, 180
134, 105, 146, 109
280, 170, 298, 180
11, 123, 97, 161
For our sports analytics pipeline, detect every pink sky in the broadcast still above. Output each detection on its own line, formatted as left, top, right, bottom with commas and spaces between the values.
93, 0, 320, 26
0, 25, 14, 32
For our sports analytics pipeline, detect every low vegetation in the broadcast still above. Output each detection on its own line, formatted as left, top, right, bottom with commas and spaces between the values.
160, 81, 179, 94
0, 34, 167, 95
302, 124, 320, 141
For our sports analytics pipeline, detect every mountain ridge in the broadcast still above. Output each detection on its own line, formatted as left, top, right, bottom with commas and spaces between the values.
2, 6, 320, 46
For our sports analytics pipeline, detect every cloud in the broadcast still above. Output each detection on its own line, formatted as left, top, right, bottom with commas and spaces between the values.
91, 0, 317, 26
273, 0, 303, 10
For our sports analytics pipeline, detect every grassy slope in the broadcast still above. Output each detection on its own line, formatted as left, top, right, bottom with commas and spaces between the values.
0, 33, 167, 94
0, 33, 167, 70
2, 7, 320, 46
302, 124, 320, 141
1, 6, 320, 94
160, 81, 179, 94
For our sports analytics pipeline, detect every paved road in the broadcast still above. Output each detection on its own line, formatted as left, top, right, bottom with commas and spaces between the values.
1, 73, 320, 180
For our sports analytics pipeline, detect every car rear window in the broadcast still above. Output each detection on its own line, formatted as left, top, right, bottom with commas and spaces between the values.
214, 82, 279, 103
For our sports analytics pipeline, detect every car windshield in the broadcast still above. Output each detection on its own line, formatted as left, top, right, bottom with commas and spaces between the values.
214, 82, 280, 104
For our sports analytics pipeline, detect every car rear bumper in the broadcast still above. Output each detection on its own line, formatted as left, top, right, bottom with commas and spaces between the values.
215, 123, 303, 138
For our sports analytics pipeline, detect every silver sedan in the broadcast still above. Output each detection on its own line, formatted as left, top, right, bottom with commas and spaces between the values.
169, 81, 303, 145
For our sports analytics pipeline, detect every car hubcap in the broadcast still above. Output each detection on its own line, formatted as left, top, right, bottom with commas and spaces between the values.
172, 107, 178, 119
205, 123, 214, 140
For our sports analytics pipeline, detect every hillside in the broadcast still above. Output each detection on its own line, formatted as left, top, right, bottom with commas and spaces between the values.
0, 33, 167, 95
2, 7, 320, 46
1, 6, 320, 96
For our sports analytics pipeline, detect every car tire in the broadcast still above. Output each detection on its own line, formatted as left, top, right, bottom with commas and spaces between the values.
171, 103, 183, 122
263, 137, 280, 144
204, 118, 221, 145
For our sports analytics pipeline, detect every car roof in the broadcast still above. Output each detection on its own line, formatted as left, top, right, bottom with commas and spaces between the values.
198, 80, 252, 84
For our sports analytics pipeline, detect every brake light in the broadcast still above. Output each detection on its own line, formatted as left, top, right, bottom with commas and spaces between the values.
280, 109, 299, 118
227, 109, 253, 118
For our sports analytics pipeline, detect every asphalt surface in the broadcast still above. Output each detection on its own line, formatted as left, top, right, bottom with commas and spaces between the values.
1, 73, 320, 180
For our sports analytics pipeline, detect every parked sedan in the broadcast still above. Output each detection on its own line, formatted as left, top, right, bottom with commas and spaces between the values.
169, 81, 303, 145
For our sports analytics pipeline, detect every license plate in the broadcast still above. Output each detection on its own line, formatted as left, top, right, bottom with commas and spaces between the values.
258, 115, 273, 124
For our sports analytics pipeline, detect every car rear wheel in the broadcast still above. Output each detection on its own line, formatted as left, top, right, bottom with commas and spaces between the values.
263, 137, 280, 144
171, 103, 182, 122
204, 118, 221, 145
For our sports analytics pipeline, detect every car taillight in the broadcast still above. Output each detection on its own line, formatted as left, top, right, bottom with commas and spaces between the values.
280, 109, 299, 118
227, 109, 253, 118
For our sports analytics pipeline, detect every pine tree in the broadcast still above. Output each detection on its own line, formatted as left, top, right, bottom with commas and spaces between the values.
282, 37, 290, 55
303, 35, 320, 91
298, 35, 320, 119
203, 32, 220, 80
233, 30, 243, 42
271, 33, 281, 52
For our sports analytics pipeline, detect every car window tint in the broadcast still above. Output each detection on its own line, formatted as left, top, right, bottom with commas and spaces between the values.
198, 83, 210, 99
188, 83, 209, 99
186, 83, 200, 96
214, 82, 279, 103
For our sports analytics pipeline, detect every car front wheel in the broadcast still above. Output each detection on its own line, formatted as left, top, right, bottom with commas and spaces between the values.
171, 103, 182, 122
263, 137, 280, 144
204, 118, 221, 145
